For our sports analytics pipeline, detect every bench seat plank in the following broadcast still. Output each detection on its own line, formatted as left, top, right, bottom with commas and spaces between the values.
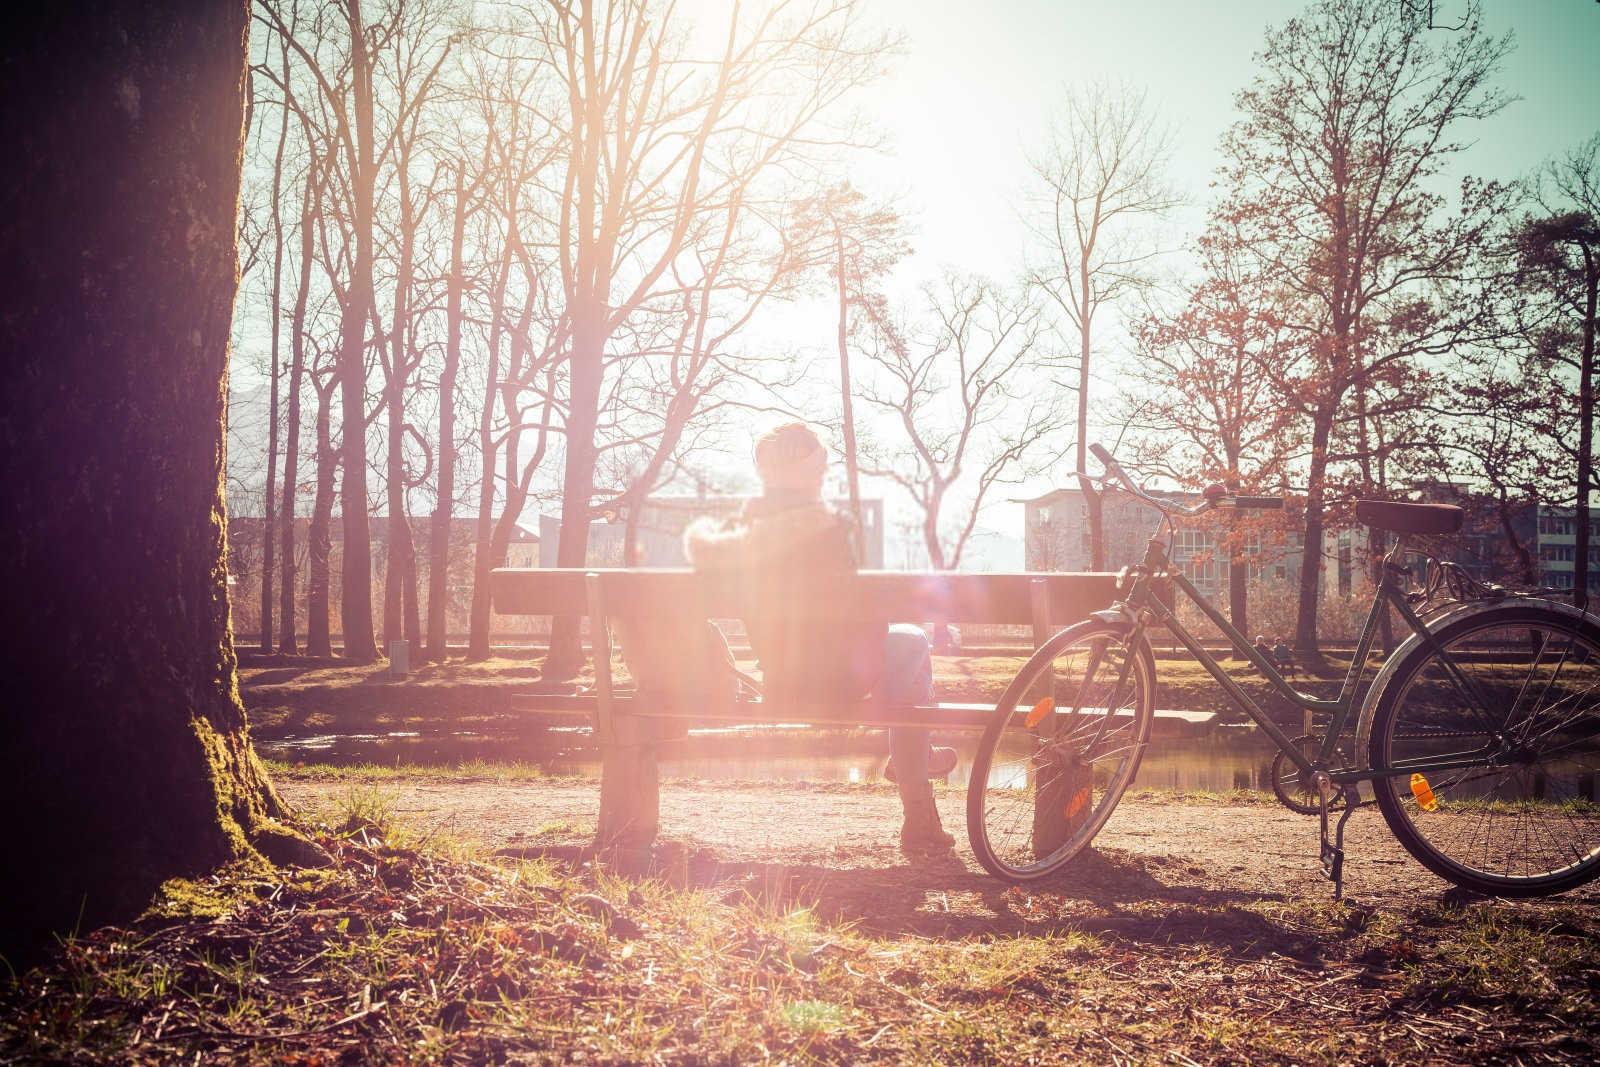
491, 568, 1117, 624
508, 692, 1216, 731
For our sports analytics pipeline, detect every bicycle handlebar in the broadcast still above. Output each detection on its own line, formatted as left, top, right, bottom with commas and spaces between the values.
1084, 443, 1285, 516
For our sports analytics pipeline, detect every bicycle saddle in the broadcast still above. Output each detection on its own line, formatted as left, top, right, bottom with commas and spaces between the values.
1354, 499, 1463, 535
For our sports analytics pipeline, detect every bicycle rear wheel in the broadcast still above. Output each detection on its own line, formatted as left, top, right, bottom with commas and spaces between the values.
966, 621, 1155, 881
1369, 603, 1600, 896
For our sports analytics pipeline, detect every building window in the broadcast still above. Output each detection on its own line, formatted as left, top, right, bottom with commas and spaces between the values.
1541, 515, 1575, 537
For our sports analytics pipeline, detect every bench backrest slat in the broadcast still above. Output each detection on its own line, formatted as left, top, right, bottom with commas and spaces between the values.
490, 568, 1117, 625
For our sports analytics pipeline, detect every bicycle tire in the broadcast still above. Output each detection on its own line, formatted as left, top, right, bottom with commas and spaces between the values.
966, 620, 1155, 882
1368, 602, 1600, 897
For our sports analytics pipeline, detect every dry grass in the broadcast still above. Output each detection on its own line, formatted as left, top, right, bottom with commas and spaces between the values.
5, 799, 1597, 1065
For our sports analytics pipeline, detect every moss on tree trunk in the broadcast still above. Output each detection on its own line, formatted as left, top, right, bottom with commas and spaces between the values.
0, 0, 291, 965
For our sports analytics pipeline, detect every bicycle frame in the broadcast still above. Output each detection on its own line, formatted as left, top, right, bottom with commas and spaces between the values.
1115, 532, 1500, 786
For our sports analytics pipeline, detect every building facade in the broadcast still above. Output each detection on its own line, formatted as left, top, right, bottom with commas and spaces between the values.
1019, 486, 1303, 598
1535, 506, 1600, 595
1023, 488, 1598, 602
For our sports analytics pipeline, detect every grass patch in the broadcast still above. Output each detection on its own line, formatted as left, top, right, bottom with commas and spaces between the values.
264, 757, 553, 783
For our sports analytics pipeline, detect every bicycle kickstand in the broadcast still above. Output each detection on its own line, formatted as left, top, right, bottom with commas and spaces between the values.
1316, 778, 1358, 900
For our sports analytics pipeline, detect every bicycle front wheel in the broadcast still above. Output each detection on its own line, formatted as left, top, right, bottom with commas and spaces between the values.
1369, 603, 1600, 897
966, 620, 1155, 882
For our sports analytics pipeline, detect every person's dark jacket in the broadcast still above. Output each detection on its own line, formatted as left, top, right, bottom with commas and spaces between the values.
684, 492, 883, 700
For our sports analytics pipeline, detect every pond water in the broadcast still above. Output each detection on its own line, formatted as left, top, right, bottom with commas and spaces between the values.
258, 722, 1291, 794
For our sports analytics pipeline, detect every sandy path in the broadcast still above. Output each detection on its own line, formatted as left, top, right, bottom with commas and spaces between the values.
281, 777, 1600, 940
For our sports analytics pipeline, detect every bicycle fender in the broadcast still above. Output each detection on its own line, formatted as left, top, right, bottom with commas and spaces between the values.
1352, 597, 1600, 768
1090, 605, 1137, 627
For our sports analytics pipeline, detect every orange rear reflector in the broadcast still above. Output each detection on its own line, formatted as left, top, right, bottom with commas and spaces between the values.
1025, 697, 1054, 729
1410, 773, 1439, 812
1064, 788, 1090, 821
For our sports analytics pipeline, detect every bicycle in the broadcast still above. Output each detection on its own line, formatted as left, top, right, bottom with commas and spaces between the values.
966, 443, 1600, 898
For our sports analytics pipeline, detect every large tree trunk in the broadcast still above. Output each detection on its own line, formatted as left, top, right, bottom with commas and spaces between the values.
0, 0, 289, 963
1227, 547, 1248, 652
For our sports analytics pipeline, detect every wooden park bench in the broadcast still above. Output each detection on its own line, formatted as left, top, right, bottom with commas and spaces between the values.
489, 567, 1125, 865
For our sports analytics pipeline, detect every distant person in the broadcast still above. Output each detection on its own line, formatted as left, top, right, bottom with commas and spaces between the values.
684, 422, 958, 854
1272, 636, 1295, 673
1252, 634, 1273, 661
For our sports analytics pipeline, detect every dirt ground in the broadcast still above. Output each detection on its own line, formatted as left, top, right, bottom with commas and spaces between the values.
280, 777, 1600, 938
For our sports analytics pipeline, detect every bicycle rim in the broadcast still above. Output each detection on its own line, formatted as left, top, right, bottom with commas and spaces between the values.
968, 624, 1154, 881
1371, 606, 1600, 895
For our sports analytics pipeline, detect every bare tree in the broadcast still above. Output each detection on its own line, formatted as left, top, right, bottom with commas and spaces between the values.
257, 27, 294, 653
455, 42, 566, 660
536, 0, 891, 677
1216, 0, 1512, 657
858, 274, 1068, 572
425, 155, 484, 660
792, 183, 908, 549
1027, 80, 1177, 570
1128, 222, 1299, 640
595, 185, 823, 568
1517, 134, 1600, 608
371, 2, 458, 652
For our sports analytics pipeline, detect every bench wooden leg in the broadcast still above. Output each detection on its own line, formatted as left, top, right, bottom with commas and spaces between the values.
1032, 752, 1091, 861
596, 744, 660, 848
594, 717, 662, 873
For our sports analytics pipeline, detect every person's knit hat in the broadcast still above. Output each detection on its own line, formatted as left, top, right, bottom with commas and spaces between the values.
754, 422, 827, 490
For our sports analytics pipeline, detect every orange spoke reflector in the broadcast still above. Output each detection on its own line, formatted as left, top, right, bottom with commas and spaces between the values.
1064, 788, 1090, 821
1410, 772, 1439, 812
1025, 697, 1055, 729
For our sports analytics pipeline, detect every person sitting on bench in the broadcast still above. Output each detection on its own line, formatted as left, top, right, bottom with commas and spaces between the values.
684, 422, 958, 855
1271, 636, 1296, 676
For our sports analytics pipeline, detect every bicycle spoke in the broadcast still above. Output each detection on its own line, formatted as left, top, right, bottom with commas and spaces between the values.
1504, 630, 1554, 735
974, 627, 1153, 878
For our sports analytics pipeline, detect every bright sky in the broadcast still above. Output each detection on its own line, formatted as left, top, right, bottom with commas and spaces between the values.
817, 0, 1600, 566
852, 0, 1600, 279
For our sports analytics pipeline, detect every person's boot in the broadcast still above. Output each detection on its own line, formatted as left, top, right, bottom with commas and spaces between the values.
895, 775, 955, 856
900, 820, 956, 855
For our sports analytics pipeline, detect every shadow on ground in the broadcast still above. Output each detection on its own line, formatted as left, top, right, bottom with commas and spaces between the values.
495, 840, 1353, 964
